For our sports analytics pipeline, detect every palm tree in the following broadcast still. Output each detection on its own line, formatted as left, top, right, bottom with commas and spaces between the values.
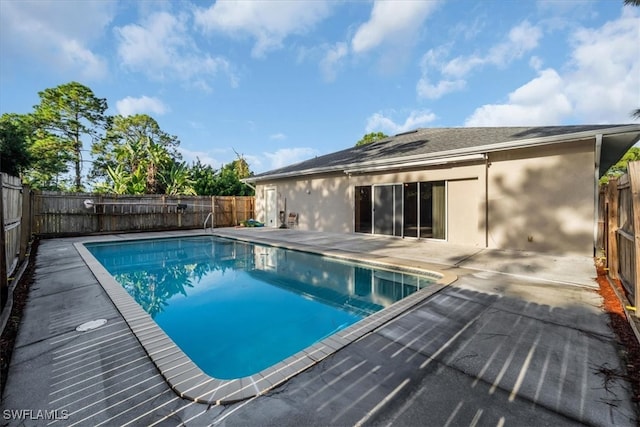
145, 141, 170, 193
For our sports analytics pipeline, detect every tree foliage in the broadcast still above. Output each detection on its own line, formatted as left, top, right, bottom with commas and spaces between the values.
1, 113, 72, 190
32, 82, 108, 191
187, 153, 254, 196
600, 146, 640, 184
92, 114, 185, 194
211, 158, 254, 196
163, 162, 196, 196
5, 83, 256, 196
0, 114, 31, 176
355, 132, 388, 147
190, 159, 217, 195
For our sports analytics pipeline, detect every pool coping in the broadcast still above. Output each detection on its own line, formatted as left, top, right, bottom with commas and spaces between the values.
74, 232, 457, 404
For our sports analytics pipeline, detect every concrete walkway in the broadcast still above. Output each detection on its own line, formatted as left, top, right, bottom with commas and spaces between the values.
1, 229, 637, 426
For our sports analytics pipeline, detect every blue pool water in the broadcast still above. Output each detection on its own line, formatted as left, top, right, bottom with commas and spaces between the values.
86, 236, 435, 379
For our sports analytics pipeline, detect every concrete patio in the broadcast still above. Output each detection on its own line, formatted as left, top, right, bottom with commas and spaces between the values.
1, 228, 637, 426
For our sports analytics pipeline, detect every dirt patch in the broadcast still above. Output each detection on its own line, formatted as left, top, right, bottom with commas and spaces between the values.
0, 239, 38, 396
595, 266, 640, 406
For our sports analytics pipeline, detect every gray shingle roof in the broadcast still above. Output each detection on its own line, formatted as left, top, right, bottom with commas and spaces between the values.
249, 125, 638, 181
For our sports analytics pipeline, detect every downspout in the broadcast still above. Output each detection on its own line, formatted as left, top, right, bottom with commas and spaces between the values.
593, 134, 603, 257
484, 153, 490, 248
241, 179, 256, 192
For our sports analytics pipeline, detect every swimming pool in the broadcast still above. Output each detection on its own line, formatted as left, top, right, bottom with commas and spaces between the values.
76, 233, 450, 403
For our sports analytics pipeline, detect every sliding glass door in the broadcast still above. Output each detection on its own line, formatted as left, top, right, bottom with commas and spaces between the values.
355, 181, 445, 239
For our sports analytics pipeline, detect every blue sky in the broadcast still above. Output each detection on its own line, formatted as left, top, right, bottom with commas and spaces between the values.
1, 0, 638, 176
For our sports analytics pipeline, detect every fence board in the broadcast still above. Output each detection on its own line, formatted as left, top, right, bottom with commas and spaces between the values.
1, 173, 24, 312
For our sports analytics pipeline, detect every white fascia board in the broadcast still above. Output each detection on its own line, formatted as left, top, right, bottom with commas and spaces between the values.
242, 166, 342, 183
343, 154, 485, 174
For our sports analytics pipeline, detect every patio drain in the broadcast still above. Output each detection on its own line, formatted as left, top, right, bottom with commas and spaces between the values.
76, 319, 107, 332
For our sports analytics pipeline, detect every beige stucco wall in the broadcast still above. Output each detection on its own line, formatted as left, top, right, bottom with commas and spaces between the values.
254, 163, 486, 244
486, 140, 595, 255
447, 178, 483, 246
256, 173, 353, 232
253, 139, 596, 255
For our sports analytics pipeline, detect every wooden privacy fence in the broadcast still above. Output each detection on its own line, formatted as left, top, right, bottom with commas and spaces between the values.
32, 192, 255, 236
1, 173, 31, 312
599, 161, 640, 317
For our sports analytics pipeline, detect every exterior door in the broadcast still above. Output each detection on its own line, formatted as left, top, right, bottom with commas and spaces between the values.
265, 188, 278, 227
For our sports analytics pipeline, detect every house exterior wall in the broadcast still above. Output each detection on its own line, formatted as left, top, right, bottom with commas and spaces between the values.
257, 174, 353, 232
447, 178, 483, 246
486, 139, 595, 255
253, 139, 596, 255
254, 163, 486, 245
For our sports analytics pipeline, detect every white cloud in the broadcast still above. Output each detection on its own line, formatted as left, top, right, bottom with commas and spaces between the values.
417, 77, 466, 100
366, 110, 437, 134
116, 96, 169, 117
529, 56, 543, 71
465, 9, 640, 126
264, 148, 319, 170
115, 11, 237, 91
0, 0, 113, 79
320, 42, 349, 82
444, 21, 542, 77
465, 69, 572, 126
178, 146, 225, 169
449, 16, 487, 41
194, 1, 333, 58
269, 133, 287, 141
351, 0, 439, 54
416, 47, 466, 99
563, 8, 640, 123
417, 21, 542, 100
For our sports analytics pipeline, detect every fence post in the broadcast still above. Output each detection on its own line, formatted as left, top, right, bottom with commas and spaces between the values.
97, 193, 103, 232
212, 196, 216, 228
232, 197, 237, 226
606, 178, 619, 279
19, 184, 30, 261
177, 196, 182, 228
628, 162, 640, 317
0, 173, 7, 312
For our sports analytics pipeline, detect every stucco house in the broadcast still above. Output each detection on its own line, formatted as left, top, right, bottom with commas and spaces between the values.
245, 125, 640, 256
